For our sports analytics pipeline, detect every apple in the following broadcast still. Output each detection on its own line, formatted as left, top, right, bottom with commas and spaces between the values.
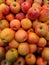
14, 57, 25, 65
35, 23, 48, 37
0, 19, 9, 30
36, 57, 47, 65
15, 29, 27, 42
45, 32, 49, 41
10, 2, 20, 14
32, 3, 42, 11
27, 7, 40, 20
6, 13, 14, 22
0, 28, 15, 43
38, 37, 47, 47
43, 0, 49, 4
21, 2, 31, 13
25, 53, 36, 65
6, 48, 18, 62
9, 39, 19, 48
42, 48, 49, 63
29, 44, 37, 53
28, 32, 39, 44
0, 47, 5, 61
10, 19, 20, 30
39, 8, 49, 22
21, 18, 32, 30
18, 43, 29, 56
26, 0, 33, 5
34, 0, 43, 5
15, 12, 25, 21
0, 4, 10, 15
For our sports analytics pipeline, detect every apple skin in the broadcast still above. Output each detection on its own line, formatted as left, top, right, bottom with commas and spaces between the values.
27, 7, 40, 20
9, 39, 19, 48
0, 19, 9, 30
6, 13, 14, 22
45, 32, 49, 41
38, 37, 47, 47
29, 44, 37, 53
43, 0, 49, 4
32, 3, 42, 11
21, 18, 32, 30
25, 53, 36, 65
0, 4, 10, 15
0, 11, 3, 20
14, 57, 25, 65
15, 29, 27, 42
21, 2, 31, 13
10, 19, 20, 31
0, 28, 15, 43
42, 48, 49, 63
35, 23, 48, 37
28, 32, 39, 44
18, 43, 29, 56
26, 0, 33, 5
34, 0, 43, 5
0, 47, 5, 61
6, 48, 18, 62
15, 12, 25, 21
36, 57, 47, 65
10, 2, 20, 14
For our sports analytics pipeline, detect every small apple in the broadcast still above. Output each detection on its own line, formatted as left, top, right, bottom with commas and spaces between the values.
18, 43, 29, 56
29, 44, 37, 53
21, 2, 31, 13
6, 13, 14, 22
25, 53, 36, 65
0, 28, 15, 43
10, 2, 20, 14
15, 29, 27, 42
21, 18, 32, 30
0, 19, 9, 30
9, 39, 19, 48
38, 37, 47, 47
27, 7, 40, 20
15, 12, 25, 21
28, 32, 39, 44
35, 23, 48, 37
6, 48, 18, 62
14, 57, 25, 65
10, 19, 20, 30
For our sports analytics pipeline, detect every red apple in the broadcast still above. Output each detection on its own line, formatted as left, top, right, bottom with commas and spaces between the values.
15, 12, 25, 21
35, 23, 48, 37
10, 2, 20, 14
18, 43, 29, 56
26, 0, 33, 5
10, 19, 20, 30
27, 7, 40, 20
21, 2, 31, 13
28, 32, 39, 44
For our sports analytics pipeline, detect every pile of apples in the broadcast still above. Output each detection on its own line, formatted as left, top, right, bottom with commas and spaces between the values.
0, 0, 49, 65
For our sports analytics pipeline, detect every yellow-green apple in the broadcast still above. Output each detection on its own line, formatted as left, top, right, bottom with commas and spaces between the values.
6, 13, 14, 22
10, 2, 20, 14
15, 29, 27, 42
38, 37, 47, 47
18, 43, 29, 56
21, 18, 32, 30
10, 19, 20, 30
15, 12, 25, 21
6, 48, 18, 62
0, 28, 15, 43
25, 53, 36, 65
28, 32, 39, 44
35, 23, 48, 36
21, 2, 31, 13
14, 57, 25, 65
27, 7, 40, 20
0, 19, 9, 30
29, 44, 37, 53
